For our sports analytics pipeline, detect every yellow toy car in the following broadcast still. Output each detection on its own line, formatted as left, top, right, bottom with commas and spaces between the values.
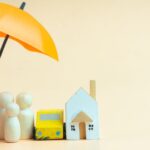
35, 109, 64, 140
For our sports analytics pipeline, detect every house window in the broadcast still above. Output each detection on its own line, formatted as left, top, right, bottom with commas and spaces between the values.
71, 125, 76, 131
88, 124, 94, 131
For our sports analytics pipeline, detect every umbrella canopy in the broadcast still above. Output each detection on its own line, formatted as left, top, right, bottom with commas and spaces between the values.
0, 2, 58, 60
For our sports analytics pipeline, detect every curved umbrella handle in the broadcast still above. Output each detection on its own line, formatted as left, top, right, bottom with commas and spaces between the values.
0, 2, 26, 58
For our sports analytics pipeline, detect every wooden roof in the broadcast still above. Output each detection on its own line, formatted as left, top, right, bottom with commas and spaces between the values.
71, 111, 93, 123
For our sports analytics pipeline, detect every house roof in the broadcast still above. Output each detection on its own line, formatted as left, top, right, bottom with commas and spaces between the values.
66, 88, 97, 105
71, 111, 93, 123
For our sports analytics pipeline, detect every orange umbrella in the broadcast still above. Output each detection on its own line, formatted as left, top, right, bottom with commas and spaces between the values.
0, 2, 58, 61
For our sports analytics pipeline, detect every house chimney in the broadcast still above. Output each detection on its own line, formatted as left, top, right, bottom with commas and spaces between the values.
90, 80, 96, 99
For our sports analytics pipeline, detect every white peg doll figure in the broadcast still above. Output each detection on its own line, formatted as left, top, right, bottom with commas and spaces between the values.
4, 103, 20, 142
0, 92, 13, 140
16, 93, 34, 139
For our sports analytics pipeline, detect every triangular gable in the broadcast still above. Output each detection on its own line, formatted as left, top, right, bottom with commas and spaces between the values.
66, 88, 97, 105
71, 111, 93, 123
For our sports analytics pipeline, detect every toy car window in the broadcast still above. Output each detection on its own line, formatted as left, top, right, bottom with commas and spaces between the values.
40, 114, 60, 120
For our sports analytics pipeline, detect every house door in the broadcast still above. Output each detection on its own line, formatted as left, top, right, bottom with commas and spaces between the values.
79, 122, 86, 139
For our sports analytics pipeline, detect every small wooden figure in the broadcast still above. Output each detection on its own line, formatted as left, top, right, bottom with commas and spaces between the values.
35, 109, 63, 140
65, 80, 99, 140
16, 92, 34, 139
0, 92, 13, 140
4, 103, 20, 143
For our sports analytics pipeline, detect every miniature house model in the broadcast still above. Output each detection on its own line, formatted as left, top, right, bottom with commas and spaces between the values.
65, 81, 99, 140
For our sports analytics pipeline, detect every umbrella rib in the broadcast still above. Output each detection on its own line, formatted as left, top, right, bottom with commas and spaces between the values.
0, 2, 26, 58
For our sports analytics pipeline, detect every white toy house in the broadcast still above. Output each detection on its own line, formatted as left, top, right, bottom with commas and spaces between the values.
65, 80, 99, 140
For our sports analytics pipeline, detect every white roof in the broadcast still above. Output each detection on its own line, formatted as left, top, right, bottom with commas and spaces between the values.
66, 88, 97, 105
65, 88, 98, 121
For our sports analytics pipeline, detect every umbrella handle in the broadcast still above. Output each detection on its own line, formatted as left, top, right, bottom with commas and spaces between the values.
0, 2, 26, 58
0, 35, 9, 58
20, 2, 26, 9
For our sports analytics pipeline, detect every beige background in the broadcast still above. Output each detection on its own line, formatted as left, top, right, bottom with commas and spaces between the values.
0, 0, 150, 149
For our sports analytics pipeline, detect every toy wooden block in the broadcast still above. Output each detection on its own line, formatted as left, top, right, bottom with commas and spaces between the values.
16, 92, 34, 140
35, 109, 64, 140
90, 80, 96, 99
0, 92, 14, 140
4, 103, 20, 143
65, 80, 99, 140
72, 112, 93, 123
